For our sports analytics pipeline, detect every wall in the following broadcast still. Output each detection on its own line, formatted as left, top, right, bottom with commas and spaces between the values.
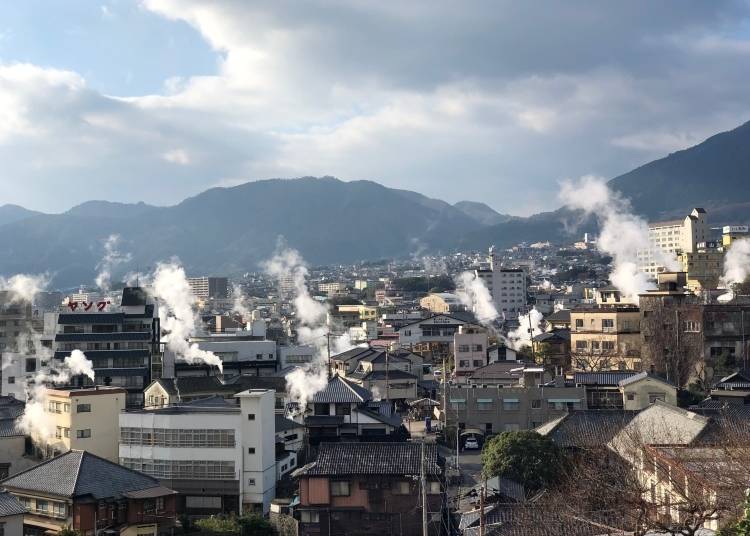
0, 513, 23, 535
237, 390, 276, 514
64, 390, 125, 462
622, 378, 677, 410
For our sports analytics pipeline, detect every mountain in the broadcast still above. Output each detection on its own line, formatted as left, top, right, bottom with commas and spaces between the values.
453, 201, 513, 226
460, 120, 750, 249
0, 177, 484, 286
0, 204, 42, 226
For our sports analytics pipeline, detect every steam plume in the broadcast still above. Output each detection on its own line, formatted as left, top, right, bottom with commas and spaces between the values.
455, 271, 498, 326
718, 238, 750, 302
0, 273, 49, 303
507, 308, 544, 350
559, 175, 679, 299
151, 261, 223, 372
263, 245, 354, 410
231, 282, 251, 319
95, 234, 131, 292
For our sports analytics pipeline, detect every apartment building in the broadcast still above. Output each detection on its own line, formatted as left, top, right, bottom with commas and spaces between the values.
397, 313, 484, 362
570, 305, 642, 371
187, 276, 229, 299
678, 243, 724, 291
39, 386, 126, 461
120, 389, 277, 515
182, 333, 277, 378
469, 247, 527, 316
53, 287, 161, 407
1, 450, 177, 536
317, 282, 347, 296
637, 208, 709, 275
294, 442, 446, 536
454, 325, 489, 380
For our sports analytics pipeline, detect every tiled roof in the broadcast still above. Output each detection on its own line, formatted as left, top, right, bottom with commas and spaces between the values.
533, 329, 570, 342
0, 396, 24, 421
152, 376, 224, 395
358, 369, 417, 381
1, 450, 167, 500
311, 375, 372, 404
462, 506, 629, 536
546, 309, 571, 323
618, 371, 674, 388
299, 442, 440, 476
355, 407, 402, 428
0, 491, 26, 517
573, 371, 638, 387
536, 410, 637, 448
0, 419, 24, 438
275, 415, 303, 432
331, 346, 374, 363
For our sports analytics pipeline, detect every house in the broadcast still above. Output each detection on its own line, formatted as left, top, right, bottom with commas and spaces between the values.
531, 329, 570, 371
0, 491, 25, 536
397, 313, 485, 362
618, 372, 676, 410
119, 389, 277, 516
535, 410, 637, 449
1, 450, 177, 536
304, 376, 404, 445
293, 442, 446, 536
570, 305, 642, 371
454, 325, 489, 380
0, 395, 36, 479
487, 343, 517, 364
574, 371, 640, 409
709, 370, 750, 405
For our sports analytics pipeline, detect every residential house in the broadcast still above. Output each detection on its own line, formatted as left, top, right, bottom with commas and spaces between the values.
397, 313, 484, 362
709, 370, 750, 405
1, 450, 177, 536
570, 305, 642, 371
294, 442, 446, 536
0, 491, 25, 536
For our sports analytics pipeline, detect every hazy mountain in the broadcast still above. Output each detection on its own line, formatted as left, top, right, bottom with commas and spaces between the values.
462, 120, 750, 249
0, 204, 42, 226
453, 201, 513, 226
0, 177, 485, 286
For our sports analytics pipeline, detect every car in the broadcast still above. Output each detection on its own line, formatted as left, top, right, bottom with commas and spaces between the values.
464, 437, 480, 450
433, 369, 443, 377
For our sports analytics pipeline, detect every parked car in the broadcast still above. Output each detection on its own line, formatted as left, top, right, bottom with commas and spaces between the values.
464, 437, 480, 450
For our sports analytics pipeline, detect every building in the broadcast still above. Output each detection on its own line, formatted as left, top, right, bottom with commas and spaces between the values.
1, 450, 177, 536
120, 389, 277, 516
637, 208, 709, 275
187, 276, 229, 299
570, 305, 642, 371
397, 313, 484, 362
420, 293, 465, 314
53, 287, 161, 407
474, 248, 527, 316
573, 371, 675, 410
183, 334, 277, 378
1, 351, 42, 400
678, 243, 724, 291
304, 376, 404, 445
37, 386, 126, 462
317, 282, 347, 296
0, 292, 35, 390
446, 379, 587, 435
722, 225, 749, 247
0, 491, 27, 536
0, 396, 36, 479
294, 442, 446, 536
454, 325, 489, 379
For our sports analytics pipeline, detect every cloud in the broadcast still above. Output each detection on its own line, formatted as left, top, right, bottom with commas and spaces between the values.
0, 1, 749, 215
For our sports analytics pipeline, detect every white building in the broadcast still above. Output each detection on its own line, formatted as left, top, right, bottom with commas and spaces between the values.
454, 325, 489, 380
638, 208, 709, 275
183, 335, 278, 378
0, 352, 42, 399
277, 345, 316, 368
119, 389, 277, 516
474, 248, 528, 316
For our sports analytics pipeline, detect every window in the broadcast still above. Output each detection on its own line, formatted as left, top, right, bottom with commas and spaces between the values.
476, 399, 493, 411
458, 345, 470, 353
25, 358, 36, 373
627, 393, 635, 401
648, 392, 666, 404
300, 511, 320, 523
450, 399, 466, 410
331, 481, 350, 496
472, 344, 483, 352
248, 447, 256, 454
393, 481, 410, 495
76, 429, 91, 438
602, 341, 615, 351
575, 319, 583, 328
472, 360, 483, 368
247, 478, 256, 486
428, 481, 441, 494
77, 404, 91, 413
335, 404, 351, 416
6, 377, 14, 384
575, 340, 588, 350
531, 399, 542, 409
52, 502, 66, 518
36, 499, 49, 513
502, 399, 520, 411
684, 320, 700, 333
458, 360, 470, 367
247, 413, 255, 420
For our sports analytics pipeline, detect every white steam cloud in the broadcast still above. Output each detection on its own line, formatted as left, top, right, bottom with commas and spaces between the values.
19, 350, 95, 445
0, 273, 49, 304
507, 308, 544, 351
718, 238, 750, 302
455, 271, 498, 326
151, 261, 223, 372
231, 282, 251, 319
559, 175, 679, 299
95, 234, 131, 292
263, 246, 355, 411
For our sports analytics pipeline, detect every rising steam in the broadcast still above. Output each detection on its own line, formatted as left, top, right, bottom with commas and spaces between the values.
151, 261, 223, 372
19, 350, 95, 445
95, 234, 132, 292
455, 271, 498, 326
0, 273, 49, 304
263, 245, 354, 411
506, 307, 544, 350
559, 175, 679, 299
718, 238, 750, 302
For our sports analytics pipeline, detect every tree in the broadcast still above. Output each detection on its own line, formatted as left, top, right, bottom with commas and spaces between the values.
718, 494, 750, 536
239, 514, 277, 535
481, 431, 564, 493
59, 527, 82, 536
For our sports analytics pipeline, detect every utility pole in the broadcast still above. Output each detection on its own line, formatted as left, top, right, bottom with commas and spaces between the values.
385, 347, 390, 403
421, 440, 429, 536
326, 331, 332, 379
527, 307, 536, 363
479, 477, 486, 536
441, 357, 447, 432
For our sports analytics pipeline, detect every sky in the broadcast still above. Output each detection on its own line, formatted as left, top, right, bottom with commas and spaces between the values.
1, 1, 750, 216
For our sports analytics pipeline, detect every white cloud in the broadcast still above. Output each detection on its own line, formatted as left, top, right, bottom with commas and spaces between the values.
0, 1, 749, 214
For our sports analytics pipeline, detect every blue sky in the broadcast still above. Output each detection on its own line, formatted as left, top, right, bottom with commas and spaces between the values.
1, 0, 749, 216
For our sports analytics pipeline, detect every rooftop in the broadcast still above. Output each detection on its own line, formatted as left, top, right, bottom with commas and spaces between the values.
295, 442, 440, 477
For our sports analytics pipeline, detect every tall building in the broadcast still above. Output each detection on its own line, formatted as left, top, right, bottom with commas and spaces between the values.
474, 248, 527, 316
638, 208, 709, 275
188, 276, 229, 299
53, 287, 161, 407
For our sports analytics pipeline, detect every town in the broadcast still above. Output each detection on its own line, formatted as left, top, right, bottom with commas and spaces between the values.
0, 204, 749, 535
